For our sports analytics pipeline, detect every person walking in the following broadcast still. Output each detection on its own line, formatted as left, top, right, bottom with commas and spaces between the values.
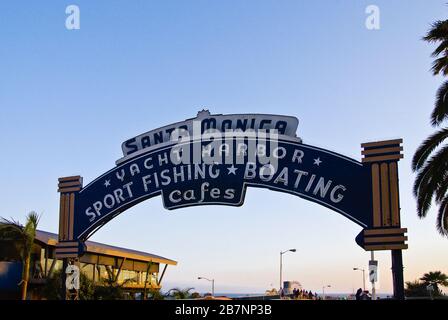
279, 287, 285, 299
355, 288, 363, 301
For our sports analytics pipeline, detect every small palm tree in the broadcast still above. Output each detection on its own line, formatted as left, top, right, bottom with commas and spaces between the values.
94, 270, 133, 300
0, 212, 40, 300
420, 271, 448, 295
146, 288, 165, 300
413, 19, 448, 236
166, 287, 194, 299
405, 280, 429, 297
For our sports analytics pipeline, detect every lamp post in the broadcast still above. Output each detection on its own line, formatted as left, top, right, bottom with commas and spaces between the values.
322, 285, 331, 300
279, 249, 296, 292
198, 277, 214, 297
353, 267, 366, 291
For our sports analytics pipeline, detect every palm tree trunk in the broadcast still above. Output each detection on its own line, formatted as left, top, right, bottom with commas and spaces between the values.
21, 255, 31, 300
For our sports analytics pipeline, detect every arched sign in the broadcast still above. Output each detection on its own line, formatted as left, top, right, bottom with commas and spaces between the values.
55, 110, 407, 299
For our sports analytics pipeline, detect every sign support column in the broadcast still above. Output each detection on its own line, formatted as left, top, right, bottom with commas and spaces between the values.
360, 139, 407, 300
56, 176, 84, 300
391, 249, 405, 299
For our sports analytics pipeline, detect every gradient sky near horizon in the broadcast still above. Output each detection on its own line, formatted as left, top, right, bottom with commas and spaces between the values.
1, 1, 447, 294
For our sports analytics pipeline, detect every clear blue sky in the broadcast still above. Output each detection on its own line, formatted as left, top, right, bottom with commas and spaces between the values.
0, 1, 447, 294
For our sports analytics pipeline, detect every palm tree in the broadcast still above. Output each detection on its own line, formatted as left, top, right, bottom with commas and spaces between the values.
146, 287, 165, 300
412, 19, 448, 236
0, 212, 40, 300
166, 287, 195, 299
405, 280, 429, 297
420, 271, 448, 295
94, 269, 133, 300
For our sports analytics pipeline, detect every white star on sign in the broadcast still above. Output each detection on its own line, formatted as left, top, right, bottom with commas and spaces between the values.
227, 165, 238, 175
313, 158, 322, 166
104, 180, 111, 187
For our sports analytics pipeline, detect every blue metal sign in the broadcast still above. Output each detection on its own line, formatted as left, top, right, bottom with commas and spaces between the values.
56, 111, 407, 300
74, 136, 373, 241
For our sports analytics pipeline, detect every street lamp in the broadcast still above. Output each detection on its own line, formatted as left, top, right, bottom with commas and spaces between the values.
322, 285, 331, 300
198, 277, 215, 297
280, 249, 296, 292
353, 268, 366, 291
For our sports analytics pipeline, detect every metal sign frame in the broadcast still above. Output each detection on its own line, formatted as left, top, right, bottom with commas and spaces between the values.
55, 112, 407, 299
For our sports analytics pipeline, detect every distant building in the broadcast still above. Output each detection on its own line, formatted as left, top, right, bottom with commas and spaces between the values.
0, 230, 177, 299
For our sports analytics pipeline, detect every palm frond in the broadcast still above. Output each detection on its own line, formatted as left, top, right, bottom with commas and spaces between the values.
414, 169, 434, 217
414, 143, 448, 195
431, 82, 448, 126
26, 211, 40, 228
431, 55, 448, 76
432, 39, 448, 57
423, 20, 448, 43
23, 212, 40, 240
436, 196, 448, 236
413, 145, 448, 218
412, 127, 448, 171
0, 217, 22, 228
435, 172, 448, 202
0, 217, 25, 241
